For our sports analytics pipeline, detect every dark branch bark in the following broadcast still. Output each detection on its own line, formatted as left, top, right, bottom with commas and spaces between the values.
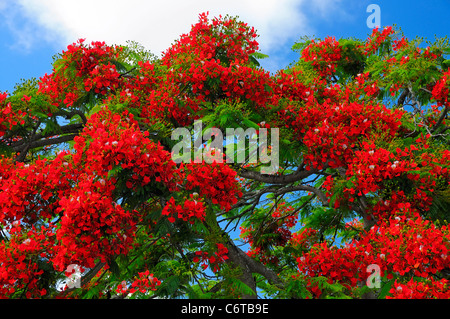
225, 238, 284, 299
431, 106, 449, 133
55, 110, 87, 124
236, 165, 321, 185
118, 67, 137, 78
81, 262, 105, 286
60, 262, 105, 296
11, 123, 84, 162
13, 134, 79, 153
11, 123, 83, 150
13, 121, 42, 162
226, 243, 257, 299
257, 184, 328, 206
15, 143, 30, 163
397, 88, 409, 107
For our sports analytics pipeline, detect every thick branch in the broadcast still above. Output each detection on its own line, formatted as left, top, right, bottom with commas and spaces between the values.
60, 262, 105, 295
226, 242, 257, 299
81, 262, 105, 286
55, 110, 87, 124
397, 88, 409, 107
11, 123, 83, 151
13, 134, 78, 153
225, 238, 284, 299
236, 165, 321, 185
431, 106, 449, 133
11, 123, 83, 161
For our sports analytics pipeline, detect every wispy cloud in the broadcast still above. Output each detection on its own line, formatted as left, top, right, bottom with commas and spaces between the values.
0, 1, 42, 52
1, 0, 350, 70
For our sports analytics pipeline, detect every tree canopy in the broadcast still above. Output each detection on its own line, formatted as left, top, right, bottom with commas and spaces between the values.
0, 12, 449, 299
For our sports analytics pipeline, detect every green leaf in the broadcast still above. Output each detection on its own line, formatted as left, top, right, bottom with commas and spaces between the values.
107, 165, 122, 180
83, 285, 101, 299
442, 59, 450, 68
264, 84, 273, 93
42, 119, 58, 136
31, 111, 49, 119
108, 259, 121, 277
378, 279, 395, 299
0, 143, 13, 156
250, 52, 269, 60
242, 118, 260, 130
228, 278, 256, 297
159, 275, 181, 295
53, 59, 66, 73
88, 104, 103, 116
108, 59, 129, 73
248, 56, 260, 67
87, 91, 96, 110
402, 137, 414, 147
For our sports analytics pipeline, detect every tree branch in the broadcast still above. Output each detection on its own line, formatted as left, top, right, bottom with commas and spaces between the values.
397, 88, 409, 107
55, 110, 87, 124
431, 106, 449, 133
13, 134, 79, 152
235, 164, 322, 185
225, 238, 284, 298
60, 262, 106, 296
10, 123, 83, 151
14, 121, 41, 162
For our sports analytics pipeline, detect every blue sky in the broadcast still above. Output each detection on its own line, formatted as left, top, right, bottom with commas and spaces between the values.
1, 0, 450, 93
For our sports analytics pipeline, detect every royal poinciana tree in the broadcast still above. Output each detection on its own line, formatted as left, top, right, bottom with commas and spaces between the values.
1, 13, 450, 299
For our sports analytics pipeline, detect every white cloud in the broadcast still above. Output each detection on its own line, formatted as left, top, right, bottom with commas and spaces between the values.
0, 0, 41, 52
2, 0, 348, 70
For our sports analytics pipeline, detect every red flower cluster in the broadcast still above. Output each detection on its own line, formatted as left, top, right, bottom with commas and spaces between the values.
72, 108, 176, 190
364, 26, 394, 55
0, 92, 26, 137
0, 152, 74, 227
272, 69, 309, 102
116, 270, 161, 295
298, 101, 403, 170
297, 213, 450, 298
351, 72, 380, 98
345, 142, 420, 196
142, 13, 273, 126
54, 177, 136, 270
193, 243, 229, 272
162, 196, 206, 224
0, 105, 182, 296
181, 161, 243, 212
302, 36, 342, 78
323, 139, 449, 219
38, 39, 122, 108
240, 203, 299, 265
432, 68, 450, 107
51, 107, 178, 270
162, 13, 258, 68
2, 13, 450, 299
83, 63, 120, 95
290, 227, 319, 252
34, 12, 279, 131
388, 278, 450, 299
392, 37, 409, 51
0, 222, 54, 298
